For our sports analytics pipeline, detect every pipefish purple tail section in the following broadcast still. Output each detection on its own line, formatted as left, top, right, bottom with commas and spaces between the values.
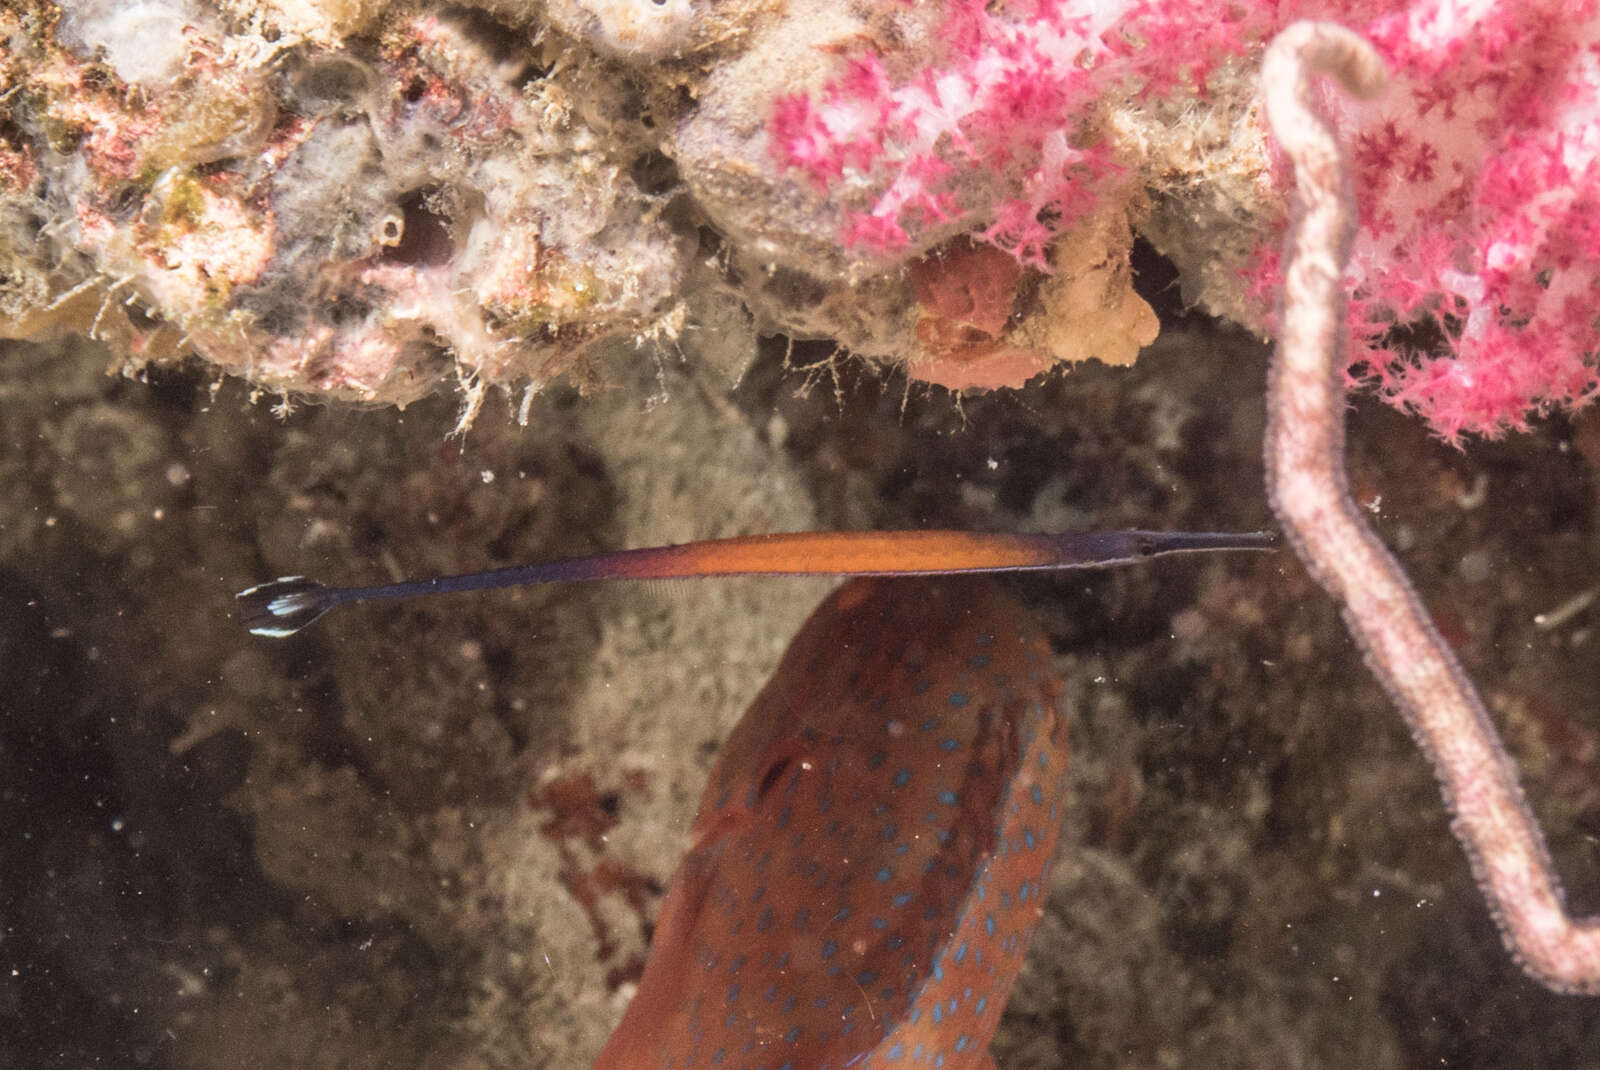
591, 577, 1071, 1070
237, 528, 1275, 636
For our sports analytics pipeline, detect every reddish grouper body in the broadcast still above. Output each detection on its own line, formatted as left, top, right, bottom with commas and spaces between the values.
591, 576, 1070, 1070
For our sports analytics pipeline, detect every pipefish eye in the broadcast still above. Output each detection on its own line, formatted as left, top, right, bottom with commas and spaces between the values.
1135, 535, 1159, 557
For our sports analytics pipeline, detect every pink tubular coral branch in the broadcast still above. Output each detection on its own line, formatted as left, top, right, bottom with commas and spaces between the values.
1262, 20, 1600, 995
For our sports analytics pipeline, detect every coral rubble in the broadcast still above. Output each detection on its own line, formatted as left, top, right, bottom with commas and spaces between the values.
1, 2, 700, 408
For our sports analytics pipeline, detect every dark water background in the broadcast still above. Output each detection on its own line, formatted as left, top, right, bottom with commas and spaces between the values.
3, 316, 1598, 1067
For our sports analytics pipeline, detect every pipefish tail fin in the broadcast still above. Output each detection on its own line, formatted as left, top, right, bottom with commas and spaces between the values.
235, 528, 1278, 637
237, 577, 337, 637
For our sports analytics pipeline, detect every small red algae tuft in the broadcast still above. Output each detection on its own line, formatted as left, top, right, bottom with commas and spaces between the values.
530, 767, 663, 991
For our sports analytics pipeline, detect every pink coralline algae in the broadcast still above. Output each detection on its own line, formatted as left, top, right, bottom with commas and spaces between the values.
769, 0, 1600, 438
2, 1, 1596, 432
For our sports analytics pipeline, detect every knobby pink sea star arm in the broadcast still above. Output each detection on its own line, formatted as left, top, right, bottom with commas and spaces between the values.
1261, 20, 1600, 995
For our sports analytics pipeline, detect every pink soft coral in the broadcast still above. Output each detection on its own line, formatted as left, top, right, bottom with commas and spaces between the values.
769, 0, 1600, 440
1344, 0, 1600, 440
769, 1, 1254, 267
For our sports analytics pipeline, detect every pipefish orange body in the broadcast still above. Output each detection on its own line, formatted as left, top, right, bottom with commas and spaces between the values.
236, 527, 1274, 636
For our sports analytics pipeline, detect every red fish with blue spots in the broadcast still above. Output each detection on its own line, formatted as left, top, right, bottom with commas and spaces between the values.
591, 577, 1071, 1070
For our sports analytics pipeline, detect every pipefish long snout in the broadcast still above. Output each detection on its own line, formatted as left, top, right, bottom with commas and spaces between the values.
236, 527, 1278, 637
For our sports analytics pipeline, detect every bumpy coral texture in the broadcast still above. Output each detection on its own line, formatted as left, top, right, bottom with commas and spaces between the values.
4, 1, 1595, 430
770, 0, 1600, 439
0, 3, 692, 411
